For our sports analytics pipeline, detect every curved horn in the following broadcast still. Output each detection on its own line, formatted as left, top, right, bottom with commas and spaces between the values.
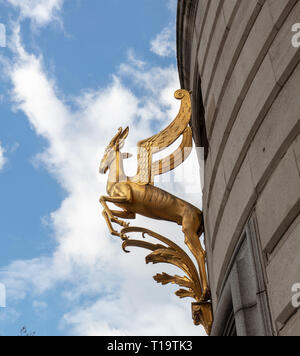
109, 127, 123, 147
119, 127, 129, 142
116, 127, 130, 150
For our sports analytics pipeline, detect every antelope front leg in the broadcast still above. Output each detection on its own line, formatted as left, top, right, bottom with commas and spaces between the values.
110, 210, 136, 228
111, 210, 136, 220
99, 196, 114, 221
100, 185, 132, 225
100, 195, 131, 228
100, 192, 133, 238
102, 210, 128, 240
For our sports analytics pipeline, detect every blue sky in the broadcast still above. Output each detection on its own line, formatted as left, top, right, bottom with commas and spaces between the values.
0, 0, 203, 336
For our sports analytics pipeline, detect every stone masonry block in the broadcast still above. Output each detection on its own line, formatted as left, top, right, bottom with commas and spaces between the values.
209, 163, 227, 237
280, 311, 300, 336
269, 0, 300, 85
223, 54, 278, 188
249, 61, 300, 190
222, 0, 239, 27
194, 0, 210, 39
267, 0, 298, 29
256, 147, 300, 253
294, 134, 300, 175
213, 156, 256, 288
198, 0, 222, 75
233, 3, 275, 99
201, 9, 227, 99
212, 0, 260, 105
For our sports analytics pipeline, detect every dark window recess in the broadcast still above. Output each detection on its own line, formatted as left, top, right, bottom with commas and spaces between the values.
191, 74, 209, 159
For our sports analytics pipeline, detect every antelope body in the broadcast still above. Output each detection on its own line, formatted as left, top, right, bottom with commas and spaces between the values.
99, 127, 209, 298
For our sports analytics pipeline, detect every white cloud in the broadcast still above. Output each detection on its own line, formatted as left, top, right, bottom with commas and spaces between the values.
126, 49, 146, 69
63, 296, 200, 336
0, 19, 205, 336
150, 23, 176, 58
0, 144, 6, 171
168, 0, 178, 13
33, 300, 48, 309
7, 0, 64, 27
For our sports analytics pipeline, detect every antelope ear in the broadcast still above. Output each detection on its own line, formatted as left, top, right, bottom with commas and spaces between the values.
122, 153, 133, 159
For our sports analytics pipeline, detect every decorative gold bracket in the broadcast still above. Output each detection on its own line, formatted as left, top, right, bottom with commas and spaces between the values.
192, 302, 213, 335
120, 226, 213, 335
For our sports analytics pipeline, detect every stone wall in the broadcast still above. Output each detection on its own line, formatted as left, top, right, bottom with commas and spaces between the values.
177, 0, 300, 335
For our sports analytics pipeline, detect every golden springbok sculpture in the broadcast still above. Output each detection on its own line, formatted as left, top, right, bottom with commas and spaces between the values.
99, 89, 212, 334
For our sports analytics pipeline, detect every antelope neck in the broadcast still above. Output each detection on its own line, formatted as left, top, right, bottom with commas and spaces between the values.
106, 150, 127, 194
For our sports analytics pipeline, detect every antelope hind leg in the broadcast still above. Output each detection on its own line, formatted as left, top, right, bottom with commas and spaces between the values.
182, 212, 210, 300
185, 233, 210, 300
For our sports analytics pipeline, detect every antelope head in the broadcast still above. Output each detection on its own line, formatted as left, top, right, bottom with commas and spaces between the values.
99, 127, 131, 175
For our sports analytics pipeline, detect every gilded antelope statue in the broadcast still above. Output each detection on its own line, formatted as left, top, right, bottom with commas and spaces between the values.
99, 89, 212, 334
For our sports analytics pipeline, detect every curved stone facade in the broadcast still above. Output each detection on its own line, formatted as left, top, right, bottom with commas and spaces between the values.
177, 0, 300, 336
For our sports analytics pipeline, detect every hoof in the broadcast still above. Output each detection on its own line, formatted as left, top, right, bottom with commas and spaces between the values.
121, 221, 130, 228
202, 288, 211, 301
120, 233, 128, 241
